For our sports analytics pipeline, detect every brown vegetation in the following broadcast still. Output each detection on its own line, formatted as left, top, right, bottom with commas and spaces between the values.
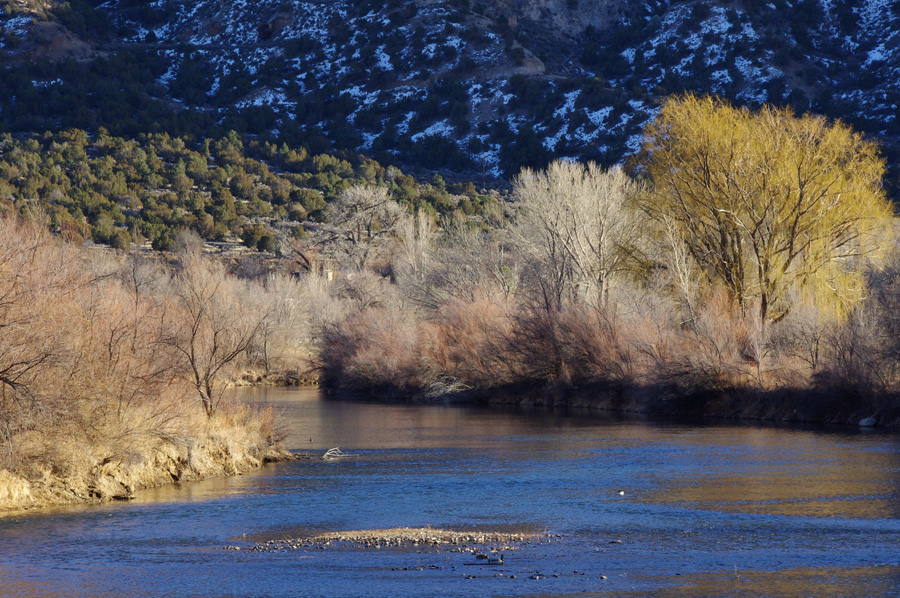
0, 216, 311, 513
317, 97, 900, 427
4, 93, 899, 515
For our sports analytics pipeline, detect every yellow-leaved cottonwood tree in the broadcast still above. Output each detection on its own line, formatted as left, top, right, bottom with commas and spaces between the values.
637, 94, 895, 323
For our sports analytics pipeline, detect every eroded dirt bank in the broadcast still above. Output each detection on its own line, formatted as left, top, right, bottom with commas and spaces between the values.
0, 415, 295, 514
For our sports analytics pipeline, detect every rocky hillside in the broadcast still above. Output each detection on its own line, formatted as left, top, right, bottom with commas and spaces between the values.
1, 0, 898, 188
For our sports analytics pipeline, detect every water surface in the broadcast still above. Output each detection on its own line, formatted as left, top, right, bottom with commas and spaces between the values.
1, 387, 898, 597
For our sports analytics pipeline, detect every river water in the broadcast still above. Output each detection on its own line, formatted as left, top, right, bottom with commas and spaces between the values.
1, 387, 899, 597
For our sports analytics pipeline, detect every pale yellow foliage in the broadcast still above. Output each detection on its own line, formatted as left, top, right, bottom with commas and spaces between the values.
637, 94, 895, 322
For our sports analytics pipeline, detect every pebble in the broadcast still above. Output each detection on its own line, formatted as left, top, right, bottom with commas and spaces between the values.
234, 528, 550, 554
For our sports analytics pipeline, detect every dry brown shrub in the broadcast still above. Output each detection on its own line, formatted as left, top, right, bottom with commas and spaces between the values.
424, 295, 517, 389
321, 304, 425, 391
819, 307, 890, 393
653, 288, 761, 390
554, 305, 634, 384
0, 218, 87, 467
0, 218, 286, 510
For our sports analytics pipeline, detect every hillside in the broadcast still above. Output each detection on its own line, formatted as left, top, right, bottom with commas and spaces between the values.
1, 0, 899, 190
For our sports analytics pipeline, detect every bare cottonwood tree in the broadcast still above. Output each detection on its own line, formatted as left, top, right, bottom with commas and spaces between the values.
398, 217, 517, 312
166, 253, 267, 417
319, 185, 406, 271
245, 274, 310, 373
509, 161, 641, 310
396, 209, 437, 283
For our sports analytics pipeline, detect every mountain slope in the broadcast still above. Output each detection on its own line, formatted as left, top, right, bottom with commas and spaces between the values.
1, 0, 898, 189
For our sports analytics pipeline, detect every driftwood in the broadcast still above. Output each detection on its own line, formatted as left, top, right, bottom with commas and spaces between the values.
323, 447, 354, 459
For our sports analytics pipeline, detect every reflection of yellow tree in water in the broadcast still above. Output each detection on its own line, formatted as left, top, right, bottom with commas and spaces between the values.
645, 429, 900, 519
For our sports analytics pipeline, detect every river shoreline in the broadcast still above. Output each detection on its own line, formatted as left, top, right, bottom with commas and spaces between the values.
0, 412, 296, 515
0, 371, 321, 516
6, 375, 894, 514
324, 379, 900, 430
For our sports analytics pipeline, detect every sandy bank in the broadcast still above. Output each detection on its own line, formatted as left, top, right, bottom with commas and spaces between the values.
230, 368, 320, 388
0, 415, 296, 515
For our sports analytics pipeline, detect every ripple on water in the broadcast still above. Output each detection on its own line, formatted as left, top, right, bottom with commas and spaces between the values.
1, 387, 899, 597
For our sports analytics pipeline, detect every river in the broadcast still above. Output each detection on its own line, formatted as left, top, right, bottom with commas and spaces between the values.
1, 387, 899, 597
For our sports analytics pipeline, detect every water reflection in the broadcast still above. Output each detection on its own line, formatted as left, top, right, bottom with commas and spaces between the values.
647, 565, 900, 598
240, 386, 900, 520
636, 427, 900, 520
1, 386, 898, 598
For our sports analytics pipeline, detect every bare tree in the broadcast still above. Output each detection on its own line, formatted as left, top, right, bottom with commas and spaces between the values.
396, 209, 437, 283
399, 217, 517, 312
246, 274, 310, 373
166, 253, 267, 417
319, 185, 407, 271
509, 161, 641, 309
0, 219, 77, 460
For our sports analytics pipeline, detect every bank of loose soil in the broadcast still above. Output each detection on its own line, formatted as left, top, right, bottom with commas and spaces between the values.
0, 371, 322, 515
0, 431, 296, 515
231, 368, 320, 388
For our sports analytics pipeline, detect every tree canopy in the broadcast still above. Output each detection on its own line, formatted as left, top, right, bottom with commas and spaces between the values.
636, 94, 895, 322
510, 161, 640, 309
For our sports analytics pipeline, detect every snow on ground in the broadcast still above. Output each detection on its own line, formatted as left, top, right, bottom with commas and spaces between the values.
741, 21, 759, 41
477, 141, 503, 178
543, 123, 569, 152
375, 45, 393, 71
506, 114, 528, 135
70, 0, 898, 180
586, 107, 613, 127
445, 36, 464, 51
392, 86, 424, 102
857, 0, 891, 34
411, 120, 454, 142
341, 85, 380, 107
359, 131, 378, 151
396, 111, 417, 135
282, 3, 336, 43
158, 49, 179, 85
573, 124, 600, 144
235, 88, 292, 110
555, 90, 581, 119
2, 15, 33, 36
625, 133, 643, 154
734, 57, 762, 81
710, 69, 732, 88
